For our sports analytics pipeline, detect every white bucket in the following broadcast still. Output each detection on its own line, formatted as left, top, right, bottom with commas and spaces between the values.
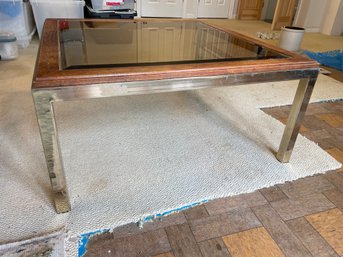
279, 26, 305, 52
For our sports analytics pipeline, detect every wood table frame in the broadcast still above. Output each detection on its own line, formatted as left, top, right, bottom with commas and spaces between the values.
32, 19, 319, 213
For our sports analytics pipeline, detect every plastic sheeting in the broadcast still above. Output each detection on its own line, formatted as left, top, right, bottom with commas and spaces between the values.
304, 50, 343, 72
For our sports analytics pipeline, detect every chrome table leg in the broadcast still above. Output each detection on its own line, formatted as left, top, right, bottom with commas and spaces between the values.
32, 91, 71, 213
276, 72, 318, 163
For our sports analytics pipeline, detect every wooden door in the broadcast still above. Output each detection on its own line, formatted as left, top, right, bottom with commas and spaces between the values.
238, 0, 264, 20
197, 0, 231, 18
141, 0, 183, 17
271, 0, 297, 30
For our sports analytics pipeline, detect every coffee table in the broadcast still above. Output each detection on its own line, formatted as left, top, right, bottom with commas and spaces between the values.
32, 19, 319, 213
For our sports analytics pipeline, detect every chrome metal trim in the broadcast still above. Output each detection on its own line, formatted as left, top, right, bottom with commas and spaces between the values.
33, 69, 319, 102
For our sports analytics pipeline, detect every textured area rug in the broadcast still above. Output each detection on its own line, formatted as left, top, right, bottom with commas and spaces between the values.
1, 42, 343, 256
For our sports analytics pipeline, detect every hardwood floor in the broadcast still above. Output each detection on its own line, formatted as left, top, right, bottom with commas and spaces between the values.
84, 74, 343, 257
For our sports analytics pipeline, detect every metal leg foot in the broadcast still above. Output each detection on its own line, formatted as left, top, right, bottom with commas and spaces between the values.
277, 73, 318, 163
33, 91, 71, 213
53, 191, 71, 213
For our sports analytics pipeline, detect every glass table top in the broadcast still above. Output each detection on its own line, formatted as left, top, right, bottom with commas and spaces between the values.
59, 20, 287, 70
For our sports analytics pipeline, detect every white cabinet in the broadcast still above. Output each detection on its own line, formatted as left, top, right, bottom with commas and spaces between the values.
141, 0, 183, 17
198, 0, 231, 18
137, 22, 184, 62
136, 22, 228, 62
139, 0, 236, 18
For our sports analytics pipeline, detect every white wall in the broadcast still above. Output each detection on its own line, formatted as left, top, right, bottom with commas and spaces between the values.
293, 0, 327, 32
320, 0, 343, 35
294, 0, 343, 35
331, 2, 343, 35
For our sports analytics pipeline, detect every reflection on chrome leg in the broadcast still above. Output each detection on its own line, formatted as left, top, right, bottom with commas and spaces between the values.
277, 73, 318, 163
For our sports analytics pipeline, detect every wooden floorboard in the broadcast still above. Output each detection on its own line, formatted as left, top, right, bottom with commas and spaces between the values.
286, 217, 339, 257
184, 205, 209, 222
269, 193, 335, 220
252, 204, 313, 257
204, 192, 267, 216
222, 227, 284, 257
153, 252, 174, 257
165, 224, 203, 257
324, 172, 343, 192
306, 209, 343, 256
277, 175, 335, 198
189, 208, 261, 242
198, 237, 232, 257
259, 186, 288, 202
323, 188, 343, 211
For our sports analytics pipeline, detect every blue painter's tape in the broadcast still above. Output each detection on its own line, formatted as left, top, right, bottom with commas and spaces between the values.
78, 236, 88, 257
78, 229, 110, 257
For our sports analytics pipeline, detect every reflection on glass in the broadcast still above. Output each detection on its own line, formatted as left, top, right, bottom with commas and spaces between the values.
59, 20, 287, 70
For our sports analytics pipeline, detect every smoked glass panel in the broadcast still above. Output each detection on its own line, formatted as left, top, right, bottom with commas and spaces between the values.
59, 20, 287, 70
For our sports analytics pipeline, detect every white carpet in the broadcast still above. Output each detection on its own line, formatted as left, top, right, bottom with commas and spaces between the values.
1, 42, 343, 256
